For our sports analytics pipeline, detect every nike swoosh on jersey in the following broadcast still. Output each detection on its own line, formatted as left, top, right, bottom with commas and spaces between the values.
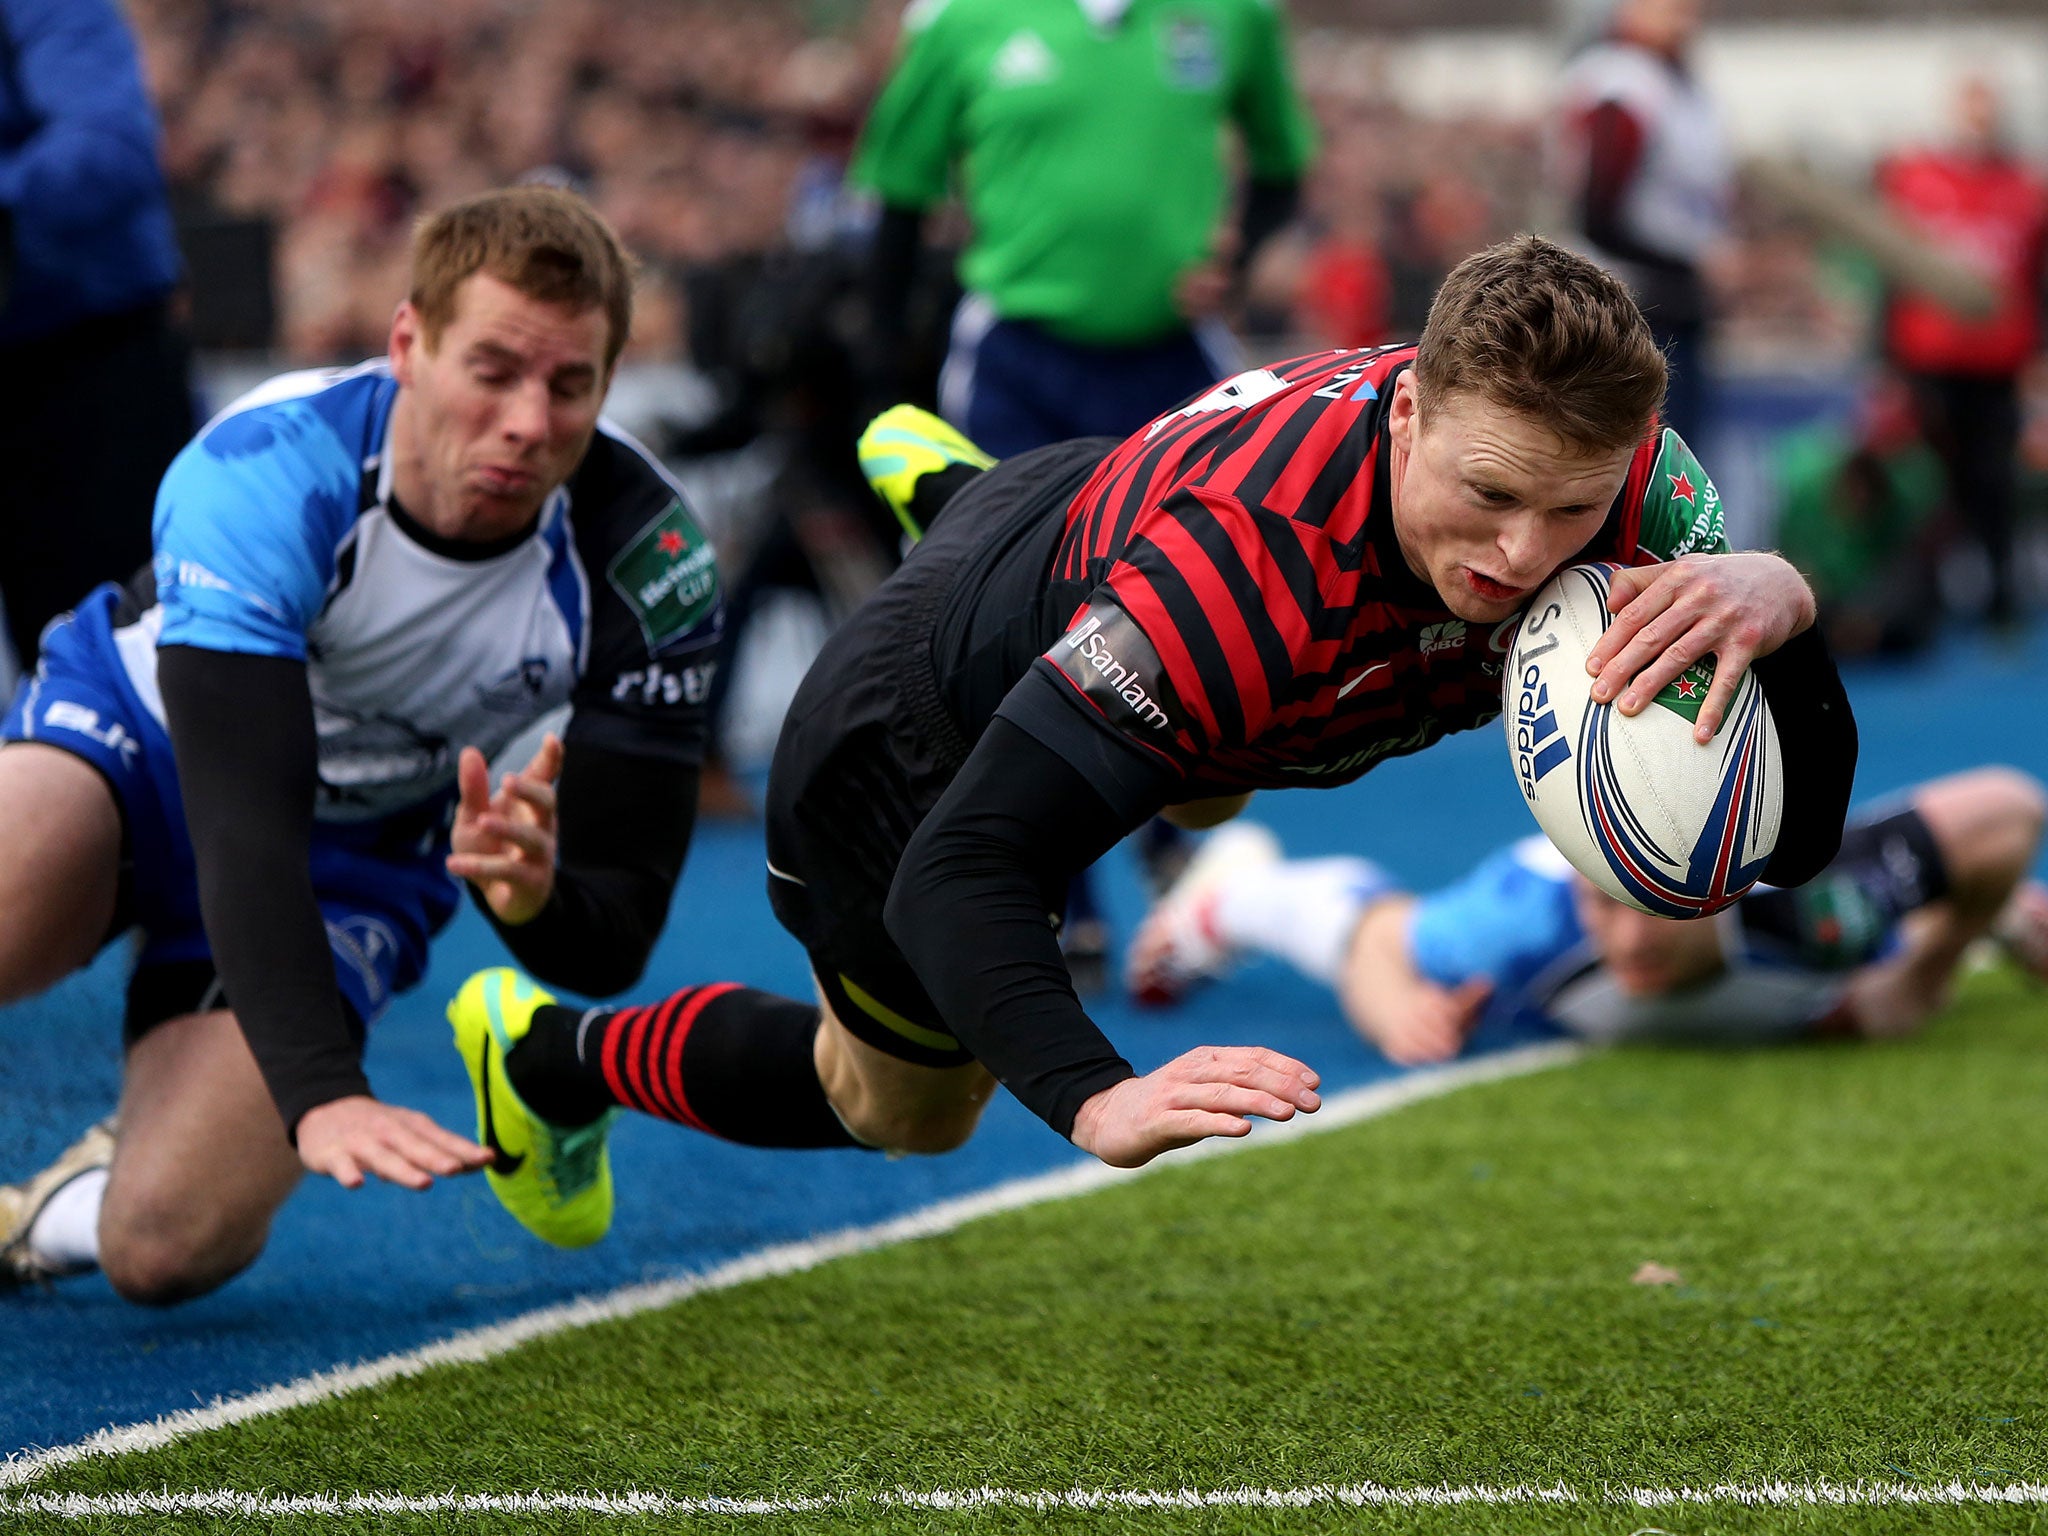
1336, 661, 1391, 699
478, 1037, 526, 1175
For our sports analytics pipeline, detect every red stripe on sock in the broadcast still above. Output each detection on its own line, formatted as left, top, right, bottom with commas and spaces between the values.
634, 989, 697, 1124
600, 1004, 655, 1112
655, 982, 740, 1135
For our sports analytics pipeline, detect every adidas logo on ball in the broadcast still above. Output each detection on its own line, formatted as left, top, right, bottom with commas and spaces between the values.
1514, 670, 1572, 796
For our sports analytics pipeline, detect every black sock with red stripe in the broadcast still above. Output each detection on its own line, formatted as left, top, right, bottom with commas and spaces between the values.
506, 986, 862, 1149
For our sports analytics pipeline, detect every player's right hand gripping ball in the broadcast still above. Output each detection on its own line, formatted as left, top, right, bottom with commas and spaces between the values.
1503, 562, 1782, 917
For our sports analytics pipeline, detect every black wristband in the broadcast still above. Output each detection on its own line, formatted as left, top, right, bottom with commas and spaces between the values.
1752, 623, 1859, 888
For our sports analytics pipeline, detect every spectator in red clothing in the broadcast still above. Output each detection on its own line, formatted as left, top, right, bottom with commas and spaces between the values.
1877, 76, 2048, 629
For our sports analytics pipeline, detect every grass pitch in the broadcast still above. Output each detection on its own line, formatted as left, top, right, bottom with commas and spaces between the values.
10, 966, 2048, 1534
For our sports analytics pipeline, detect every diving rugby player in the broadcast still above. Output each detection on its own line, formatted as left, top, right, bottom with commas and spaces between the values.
455, 236, 1854, 1248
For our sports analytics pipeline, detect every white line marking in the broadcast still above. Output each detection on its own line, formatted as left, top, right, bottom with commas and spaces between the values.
1619, 1480, 2048, 1506
9, 1481, 2048, 1518
0, 1043, 1580, 1491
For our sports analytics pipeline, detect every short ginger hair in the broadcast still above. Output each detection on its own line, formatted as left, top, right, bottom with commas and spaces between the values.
409, 185, 638, 371
1414, 235, 1667, 454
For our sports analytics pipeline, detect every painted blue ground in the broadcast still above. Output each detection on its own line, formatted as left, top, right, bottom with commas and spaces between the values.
4, 622, 2046, 1461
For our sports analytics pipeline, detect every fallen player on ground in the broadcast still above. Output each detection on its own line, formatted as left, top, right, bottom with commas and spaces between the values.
1127, 768, 2048, 1058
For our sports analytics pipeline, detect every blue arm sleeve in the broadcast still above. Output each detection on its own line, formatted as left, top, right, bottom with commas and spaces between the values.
153, 401, 360, 659
0, 0, 167, 233
1409, 839, 1585, 998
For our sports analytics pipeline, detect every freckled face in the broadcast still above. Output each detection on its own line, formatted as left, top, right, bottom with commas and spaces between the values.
387, 271, 612, 543
1385, 374, 1638, 624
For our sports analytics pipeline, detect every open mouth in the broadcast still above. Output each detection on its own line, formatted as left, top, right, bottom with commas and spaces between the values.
1464, 569, 1525, 602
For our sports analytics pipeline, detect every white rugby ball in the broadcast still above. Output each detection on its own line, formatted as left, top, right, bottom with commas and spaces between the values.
1502, 562, 1782, 917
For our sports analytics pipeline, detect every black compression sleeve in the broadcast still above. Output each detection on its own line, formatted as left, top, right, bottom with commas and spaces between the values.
884, 717, 1158, 1137
476, 740, 696, 996
868, 203, 926, 356
1752, 622, 1859, 889
157, 646, 366, 1135
1237, 178, 1300, 272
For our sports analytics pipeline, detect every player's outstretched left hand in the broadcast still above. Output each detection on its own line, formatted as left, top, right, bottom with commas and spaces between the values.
1583, 552, 1816, 745
296, 1096, 492, 1190
1069, 1045, 1321, 1169
447, 732, 563, 925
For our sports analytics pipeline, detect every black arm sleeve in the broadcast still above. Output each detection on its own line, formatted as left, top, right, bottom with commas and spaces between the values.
885, 717, 1164, 1137
1752, 622, 1859, 889
868, 202, 926, 356
476, 740, 697, 997
1237, 177, 1300, 273
157, 645, 366, 1136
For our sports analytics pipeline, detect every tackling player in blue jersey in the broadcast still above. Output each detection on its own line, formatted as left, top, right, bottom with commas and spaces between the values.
0, 187, 723, 1303
1128, 769, 2048, 1056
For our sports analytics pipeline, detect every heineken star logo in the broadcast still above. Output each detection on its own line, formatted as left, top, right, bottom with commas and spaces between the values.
1668, 470, 1697, 506
1651, 661, 1716, 725
657, 530, 685, 558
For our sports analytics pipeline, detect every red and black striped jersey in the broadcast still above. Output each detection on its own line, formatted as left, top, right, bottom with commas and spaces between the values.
1024, 345, 1727, 796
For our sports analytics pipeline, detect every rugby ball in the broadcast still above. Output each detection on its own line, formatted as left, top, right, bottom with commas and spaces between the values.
1502, 562, 1782, 917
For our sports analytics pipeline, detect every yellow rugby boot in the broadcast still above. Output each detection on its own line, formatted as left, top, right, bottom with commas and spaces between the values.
449, 968, 616, 1248
856, 404, 995, 542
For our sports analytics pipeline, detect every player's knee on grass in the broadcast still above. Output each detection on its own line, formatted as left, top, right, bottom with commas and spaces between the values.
97, 1191, 271, 1307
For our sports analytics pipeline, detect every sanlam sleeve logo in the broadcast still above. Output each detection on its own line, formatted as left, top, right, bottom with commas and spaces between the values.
1050, 605, 1174, 731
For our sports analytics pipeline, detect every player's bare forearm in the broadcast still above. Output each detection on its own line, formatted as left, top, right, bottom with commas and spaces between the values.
1338, 897, 1488, 1065
1584, 552, 1816, 744
1337, 896, 1423, 1048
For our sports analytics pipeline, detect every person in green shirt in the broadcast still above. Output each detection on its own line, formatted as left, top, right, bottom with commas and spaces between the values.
854, 0, 1315, 454
1774, 379, 1943, 657
853, 0, 1316, 975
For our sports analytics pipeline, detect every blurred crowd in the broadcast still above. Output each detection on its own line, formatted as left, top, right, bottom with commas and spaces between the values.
125, 0, 1566, 364
117, 0, 2048, 654
130, 0, 874, 360
125, 3, 1970, 373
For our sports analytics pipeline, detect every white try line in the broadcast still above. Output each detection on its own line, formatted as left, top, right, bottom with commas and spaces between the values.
0, 1043, 1580, 1493
9, 1480, 2048, 1518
